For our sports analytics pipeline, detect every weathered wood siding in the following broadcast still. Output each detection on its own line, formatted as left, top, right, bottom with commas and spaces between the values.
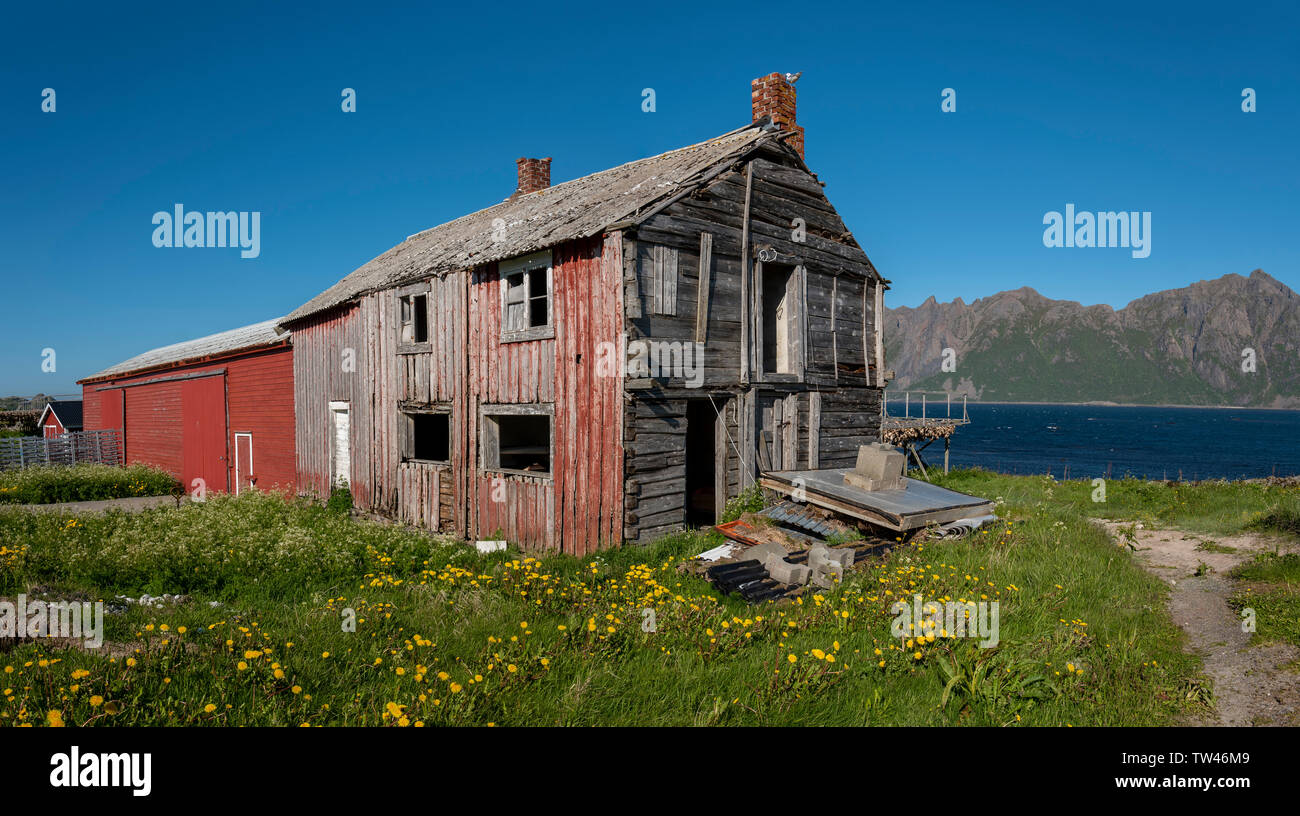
292, 305, 366, 502
291, 237, 623, 555
621, 147, 885, 543
464, 236, 624, 554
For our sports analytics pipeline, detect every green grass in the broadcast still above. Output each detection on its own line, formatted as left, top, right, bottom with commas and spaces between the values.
0, 470, 1250, 727
0, 463, 179, 504
1229, 552, 1300, 649
930, 468, 1300, 537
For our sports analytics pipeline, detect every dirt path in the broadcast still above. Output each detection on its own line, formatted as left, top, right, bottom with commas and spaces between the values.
1099, 521, 1299, 726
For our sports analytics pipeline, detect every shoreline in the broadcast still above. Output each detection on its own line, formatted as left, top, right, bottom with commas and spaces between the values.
884, 399, 1300, 412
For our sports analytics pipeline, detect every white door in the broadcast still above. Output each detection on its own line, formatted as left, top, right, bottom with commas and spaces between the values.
330, 402, 350, 487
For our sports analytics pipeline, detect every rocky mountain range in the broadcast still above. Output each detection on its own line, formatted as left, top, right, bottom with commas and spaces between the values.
883, 270, 1299, 409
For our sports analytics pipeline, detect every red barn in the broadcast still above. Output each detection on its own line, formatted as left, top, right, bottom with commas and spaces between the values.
37, 399, 83, 438
78, 319, 296, 496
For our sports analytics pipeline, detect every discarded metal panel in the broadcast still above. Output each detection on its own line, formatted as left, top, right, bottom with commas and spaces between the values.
760, 470, 995, 531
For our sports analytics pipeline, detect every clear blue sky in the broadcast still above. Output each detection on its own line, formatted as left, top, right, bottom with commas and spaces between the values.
2, 0, 1296, 395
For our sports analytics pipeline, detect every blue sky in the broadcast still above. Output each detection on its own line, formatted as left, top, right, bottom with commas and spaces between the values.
2, 0, 1296, 395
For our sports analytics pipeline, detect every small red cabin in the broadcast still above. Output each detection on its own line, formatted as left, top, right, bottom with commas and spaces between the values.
78, 319, 296, 496
37, 399, 83, 438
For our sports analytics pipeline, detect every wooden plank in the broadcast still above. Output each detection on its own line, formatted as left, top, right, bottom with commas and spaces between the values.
714, 397, 728, 521
783, 392, 798, 470
873, 280, 885, 386
739, 163, 753, 385
808, 391, 821, 469
694, 232, 712, 343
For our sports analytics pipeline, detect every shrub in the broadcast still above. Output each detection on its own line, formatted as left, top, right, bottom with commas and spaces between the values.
0, 490, 456, 597
1247, 506, 1300, 537
326, 485, 354, 514
0, 463, 180, 504
719, 485, 767, 523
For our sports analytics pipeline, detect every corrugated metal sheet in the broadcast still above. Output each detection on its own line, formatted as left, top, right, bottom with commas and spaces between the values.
81, 319, 286, 382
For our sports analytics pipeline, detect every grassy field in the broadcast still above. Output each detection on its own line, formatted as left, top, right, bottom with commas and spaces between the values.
0, 463, 178, 504
1, 470, 1296, 727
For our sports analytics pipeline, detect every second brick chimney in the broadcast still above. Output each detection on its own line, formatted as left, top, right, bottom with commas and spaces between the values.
515, 157, 552, 196
751, 72, 804, 158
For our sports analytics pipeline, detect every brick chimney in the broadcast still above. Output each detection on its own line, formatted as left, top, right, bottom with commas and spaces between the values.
751, 72, 804, 158
514, 157, 552, 196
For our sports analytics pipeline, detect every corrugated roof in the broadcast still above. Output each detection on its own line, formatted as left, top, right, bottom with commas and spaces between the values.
282, 123, 777, 324
80, 318, 287, 382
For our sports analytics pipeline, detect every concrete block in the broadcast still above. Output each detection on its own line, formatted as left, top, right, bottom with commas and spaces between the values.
765, 557, 811, 586
843, 443, 906, 491
746, 540, 788, 564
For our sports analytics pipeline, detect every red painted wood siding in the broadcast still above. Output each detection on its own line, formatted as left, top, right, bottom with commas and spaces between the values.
41, 415, 65, 438
125, 381, 184, 475
81, 344, 295, 493
226, 345, 297, 493
551, 235, 625, 553
290, 236, 626, 554
181, 375, 228, 493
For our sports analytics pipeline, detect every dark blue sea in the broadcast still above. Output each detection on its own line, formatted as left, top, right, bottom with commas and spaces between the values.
885, 402, 1300, 480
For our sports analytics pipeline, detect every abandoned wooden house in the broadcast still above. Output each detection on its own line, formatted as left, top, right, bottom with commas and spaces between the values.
280, 72, 888, 554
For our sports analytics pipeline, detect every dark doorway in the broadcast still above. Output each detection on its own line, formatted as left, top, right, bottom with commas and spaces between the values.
685, 399, 719, 526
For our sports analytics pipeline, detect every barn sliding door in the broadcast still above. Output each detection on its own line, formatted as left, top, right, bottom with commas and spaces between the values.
181, 375, 228, 494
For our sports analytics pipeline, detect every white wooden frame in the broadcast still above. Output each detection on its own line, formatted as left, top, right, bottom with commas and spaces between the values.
498, 249, 554, 343
396, 280, 433, 354
328, 400, 350, 488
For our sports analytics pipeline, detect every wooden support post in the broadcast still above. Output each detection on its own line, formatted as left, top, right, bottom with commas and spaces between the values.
944, 436, 950, 475
739, 164, 753, 386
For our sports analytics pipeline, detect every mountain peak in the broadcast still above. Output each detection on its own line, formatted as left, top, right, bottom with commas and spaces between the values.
883, 270, 1299, 408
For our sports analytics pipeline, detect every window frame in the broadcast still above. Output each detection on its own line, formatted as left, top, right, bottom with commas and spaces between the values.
753, 254, 807, 383
396, 281, 433, 354
479, 403, 554, 479
399, 403, 451, 465
498, 250, 554, 343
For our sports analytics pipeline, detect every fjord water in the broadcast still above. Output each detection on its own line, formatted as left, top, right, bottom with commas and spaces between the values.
892, 402, 1300, 480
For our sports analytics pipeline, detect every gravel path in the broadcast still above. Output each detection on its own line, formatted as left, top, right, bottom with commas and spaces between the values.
1100, 521, 1299, 727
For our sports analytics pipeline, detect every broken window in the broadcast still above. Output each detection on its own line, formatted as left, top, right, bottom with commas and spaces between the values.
762, 263, 795, 374
401, 407, 450, 463
397, 284, 431, 349
500, 250, 552, 340
481, 407, 552, 475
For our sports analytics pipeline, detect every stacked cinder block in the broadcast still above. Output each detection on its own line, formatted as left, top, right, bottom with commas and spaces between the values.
807, 544, 853, 588
745, 540, 855, 589
843, 443, 907, 491
747, 541, 811, 586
